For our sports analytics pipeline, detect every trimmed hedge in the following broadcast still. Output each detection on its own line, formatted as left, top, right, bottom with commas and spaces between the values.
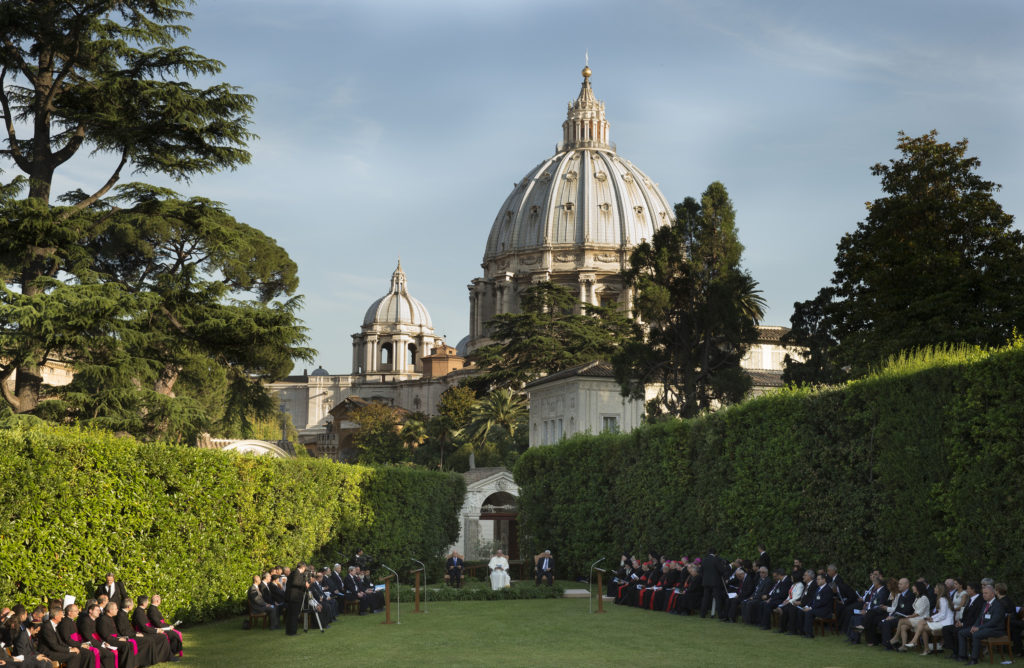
0, 424, 465, 621
514, 343, 1024, 590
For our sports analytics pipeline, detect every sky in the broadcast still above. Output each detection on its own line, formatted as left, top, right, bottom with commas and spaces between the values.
54, 0, 1024, 375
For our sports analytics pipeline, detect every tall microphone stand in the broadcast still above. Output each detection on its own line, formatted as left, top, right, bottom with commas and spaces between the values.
410, 558, 427, 613
589, 557, 606, 614
380, 564, 400, 624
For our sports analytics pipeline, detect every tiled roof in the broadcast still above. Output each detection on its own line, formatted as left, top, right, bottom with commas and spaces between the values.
463, 466, 511, 485
756, 326, 791, 343
524, 360, 615, 388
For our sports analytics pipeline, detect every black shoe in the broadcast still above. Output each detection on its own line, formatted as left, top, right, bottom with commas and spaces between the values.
966, 660, 978, 665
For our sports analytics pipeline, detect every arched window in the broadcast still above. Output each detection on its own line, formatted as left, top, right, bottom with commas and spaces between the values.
381, 343, 392, 367
408, 342, 417, 366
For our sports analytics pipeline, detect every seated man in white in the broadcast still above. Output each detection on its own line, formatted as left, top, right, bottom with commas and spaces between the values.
489, 550, 511, 590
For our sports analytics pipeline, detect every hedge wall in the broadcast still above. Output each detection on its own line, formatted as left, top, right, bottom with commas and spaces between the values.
0, 424, 465, 621
514, 344, 1024, 590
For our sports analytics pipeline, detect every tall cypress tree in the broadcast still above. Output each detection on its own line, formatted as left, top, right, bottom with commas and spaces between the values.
614, 181, 765, 418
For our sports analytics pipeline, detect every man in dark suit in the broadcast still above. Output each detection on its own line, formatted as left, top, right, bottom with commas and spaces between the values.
877, 577, 915, 649
284, 562, 309, 635
328, 565, 346, 595
535, 551, 554, 586
248, 574, 280, 629
758, 569, 792, 630
724, 567, 757, 622
700, 548, 729, 619
784, 571, 818, 635
95, 573, 129, 609
741, 566, 772, 625
944, 583, 983, 658
13, 620, 56, 668
847, 573, 889, 642
801, 573, 835, 638
958, 583, 1006, 664
446, 552, 464, 588
37, 606, 90, 668
755, 545, 770, 572
344, 566, 371, 614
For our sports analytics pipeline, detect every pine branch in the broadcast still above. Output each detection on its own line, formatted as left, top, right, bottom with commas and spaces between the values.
58, 148, 129, 220
0, 67, 29, 172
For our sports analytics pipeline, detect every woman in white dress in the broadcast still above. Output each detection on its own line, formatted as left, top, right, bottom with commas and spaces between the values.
896, 581, 931, 650
908, 583, 953, 655
950, 578, 969, 621
488, 549, 511, 590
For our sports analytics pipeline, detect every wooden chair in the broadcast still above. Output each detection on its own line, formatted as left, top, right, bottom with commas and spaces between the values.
813, 599, 839, 636
981, 616, 1013, 664
247, 605, 269, 630
344, 598, 360, 615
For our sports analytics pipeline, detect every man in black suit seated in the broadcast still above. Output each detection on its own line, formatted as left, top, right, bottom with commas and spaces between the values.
446, 552, 464, 588
95, 573, 129, 609
724, 566, 757, 622
248, 574, 280, 629
957, 583, 1006, 664
778, 569, 813, 634
328, 564, 346, 595
847, 572, 888, 642
535, 550, 554, 586
758, 569, 792, 630
311, 572, 337, 625
344, 566, 372, 615
800, 573, 835, 638
994, 583, 1023, 657
877, 577, 915, 649
784, 570, 818, 635
12, 619, 55, 668
943, 582, 982, 658
741, 566, 772, 625
37, 606, 90, 668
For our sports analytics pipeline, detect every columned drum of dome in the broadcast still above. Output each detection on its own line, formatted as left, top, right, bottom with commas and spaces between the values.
467, 66, 675, 351
352, 261, 446, 378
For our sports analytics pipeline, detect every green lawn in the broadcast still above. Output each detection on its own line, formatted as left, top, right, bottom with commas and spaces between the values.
175, 591, 947, 667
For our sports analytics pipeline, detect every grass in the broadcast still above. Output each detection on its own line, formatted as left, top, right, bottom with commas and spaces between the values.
175, 587, 940, 667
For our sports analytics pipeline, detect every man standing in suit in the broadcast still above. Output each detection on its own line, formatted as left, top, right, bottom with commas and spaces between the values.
95, 573, 129, 609
957, 583, 1006, 664
446, 552, 464, 588
284, 562, 309, 635
535, 550, 554, 586
755, 545, 770, 572
700, 548, 729, 619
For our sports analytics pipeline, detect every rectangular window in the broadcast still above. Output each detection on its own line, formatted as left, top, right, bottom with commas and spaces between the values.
602, 416, 620, 433
556, 418, 563, 441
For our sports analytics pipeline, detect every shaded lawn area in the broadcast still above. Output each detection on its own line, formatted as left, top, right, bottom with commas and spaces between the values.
175, 592, 940, 668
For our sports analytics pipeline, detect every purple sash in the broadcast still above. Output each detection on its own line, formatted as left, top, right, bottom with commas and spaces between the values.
91, 632, 118, 668
147, 621, 183, 656
70, 633, 102, 668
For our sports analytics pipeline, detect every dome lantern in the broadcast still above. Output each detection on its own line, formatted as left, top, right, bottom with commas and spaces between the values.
560, 64, 611, 152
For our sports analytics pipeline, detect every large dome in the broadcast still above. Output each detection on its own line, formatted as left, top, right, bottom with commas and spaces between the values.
466, 66, 675, 351
484, 149, 672, 260
362, 261, 433, 329
484, 66, 672, 263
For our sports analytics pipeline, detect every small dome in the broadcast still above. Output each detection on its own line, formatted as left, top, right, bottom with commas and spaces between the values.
362, 261, 434, 329
310, 365, 330, 377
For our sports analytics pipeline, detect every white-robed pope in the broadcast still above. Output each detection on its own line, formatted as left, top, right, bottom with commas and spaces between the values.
488, 549, 511, 590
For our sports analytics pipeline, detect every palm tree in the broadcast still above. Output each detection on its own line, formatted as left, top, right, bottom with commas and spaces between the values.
463, 388, 528, 468
400, 417, 427, 450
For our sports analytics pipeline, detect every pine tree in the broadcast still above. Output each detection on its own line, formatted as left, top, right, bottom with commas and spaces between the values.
0, 2, 311, 439
614, 181, 765, 418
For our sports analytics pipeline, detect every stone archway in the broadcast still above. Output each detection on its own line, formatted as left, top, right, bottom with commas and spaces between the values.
479, 491, 519, 559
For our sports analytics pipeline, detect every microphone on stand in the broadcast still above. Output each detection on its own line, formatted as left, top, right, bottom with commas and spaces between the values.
589, 557, 606, 614
410, 558, 427, 612
380, 564, 400, 624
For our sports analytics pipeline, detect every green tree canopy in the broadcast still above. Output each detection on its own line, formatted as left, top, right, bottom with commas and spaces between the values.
468, 282, 638, 393
0, 1, 311, 440
613, 181, 765, 418
349, 403, 408, 465
784, 131, 1024, 383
